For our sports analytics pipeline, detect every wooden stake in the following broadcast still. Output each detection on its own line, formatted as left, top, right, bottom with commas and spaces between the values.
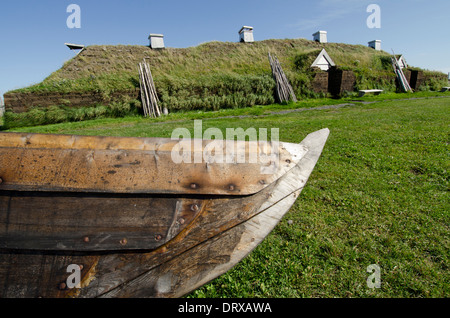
268, 52, 297, 103
138, 59, 162, 118
391, 50, 412, 92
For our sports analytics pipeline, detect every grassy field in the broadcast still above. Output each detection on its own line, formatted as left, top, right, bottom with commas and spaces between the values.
4, 93, 449, 298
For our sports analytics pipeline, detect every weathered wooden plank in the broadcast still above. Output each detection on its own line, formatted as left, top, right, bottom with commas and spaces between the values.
0, 191, 203, 251
72, 186, 275, 297
0, 132, 307, 195
0, 178, 275, 297
0, 185, 271, 297
99, 189, 302, 298
0, 251, 99, 298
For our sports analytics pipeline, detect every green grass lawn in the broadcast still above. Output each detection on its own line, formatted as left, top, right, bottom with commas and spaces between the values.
4, 94, 449, 298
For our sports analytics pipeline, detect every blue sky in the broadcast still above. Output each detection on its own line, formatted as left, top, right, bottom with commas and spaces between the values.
1, 0, 449, 99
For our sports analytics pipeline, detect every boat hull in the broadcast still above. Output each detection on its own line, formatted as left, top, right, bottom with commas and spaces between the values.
0, 128, 329, 298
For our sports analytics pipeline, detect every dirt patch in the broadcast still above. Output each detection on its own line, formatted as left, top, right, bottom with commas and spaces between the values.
4, 89, 139, 113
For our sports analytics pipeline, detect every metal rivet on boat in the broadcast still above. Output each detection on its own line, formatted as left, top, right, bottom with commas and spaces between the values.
120, 238, 127, 246
179, 218, 185, 225
155, 234, 162, 241
58, 282, 67, 290
190, 204, 199, 212
190, 183, 198, 189
228, 184, 235, 191
285, 159, 291, 164
83, 236, 90, 243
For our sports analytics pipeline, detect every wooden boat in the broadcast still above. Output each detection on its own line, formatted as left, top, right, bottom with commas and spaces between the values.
0, 128, 329, 298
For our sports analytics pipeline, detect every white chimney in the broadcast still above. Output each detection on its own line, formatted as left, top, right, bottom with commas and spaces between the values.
313, 31, 327, 43
148, 34, 165, 49
368, 40, 381, 51
239, 26, 254, 43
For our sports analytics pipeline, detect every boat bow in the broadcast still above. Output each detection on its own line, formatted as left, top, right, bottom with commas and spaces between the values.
0, 128, 329, 298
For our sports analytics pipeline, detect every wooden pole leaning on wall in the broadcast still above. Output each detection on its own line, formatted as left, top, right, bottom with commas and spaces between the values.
138, 59, 162, 117
391, 50, 412, 93
268, 52, 297, 103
